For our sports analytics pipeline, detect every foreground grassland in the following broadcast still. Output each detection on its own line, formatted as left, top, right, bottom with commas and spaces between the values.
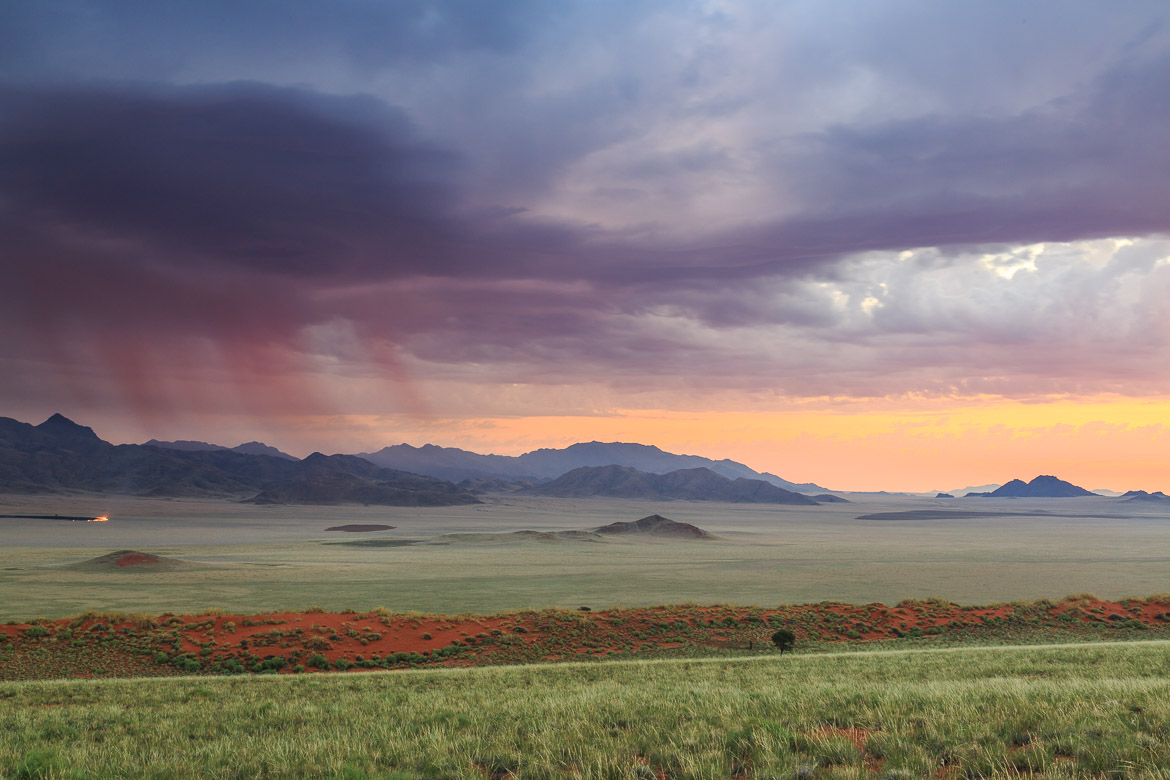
4, 641, 1170, 779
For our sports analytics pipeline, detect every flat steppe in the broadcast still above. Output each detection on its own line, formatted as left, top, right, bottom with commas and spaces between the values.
2, 493, 1169, 619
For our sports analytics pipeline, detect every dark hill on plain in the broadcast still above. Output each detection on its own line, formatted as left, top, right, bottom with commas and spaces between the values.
0, 414, 480, 506
595, 514, 712, 538
519, 465, 819, 505
65, 550, 207, 573
358, 440, 827, 492
968, 475, 1097, 498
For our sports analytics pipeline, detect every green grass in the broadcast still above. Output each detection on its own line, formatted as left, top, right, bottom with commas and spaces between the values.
4, 640, 1170, 778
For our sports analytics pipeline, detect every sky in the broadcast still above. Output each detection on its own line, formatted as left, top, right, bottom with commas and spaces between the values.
2, 1, 1169, 491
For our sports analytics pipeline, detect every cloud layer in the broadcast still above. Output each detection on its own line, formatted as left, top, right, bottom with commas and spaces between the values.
2, 0, 1169, 432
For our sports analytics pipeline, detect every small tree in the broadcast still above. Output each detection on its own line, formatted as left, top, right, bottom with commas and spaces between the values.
771, 628, 796, 653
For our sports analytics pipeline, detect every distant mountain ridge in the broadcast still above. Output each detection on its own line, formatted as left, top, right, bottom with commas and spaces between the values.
144, 438, 298, 461
518, 465, 821, 505
357, 440, 826, 492
1122, 490, 1170, 503
967, 475, 1097, 498
0, 414, 479, 506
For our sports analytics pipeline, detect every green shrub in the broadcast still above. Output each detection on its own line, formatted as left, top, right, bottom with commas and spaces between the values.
23, 626, 49, 638
770, 629, 796, 653
307, 654, 330, 670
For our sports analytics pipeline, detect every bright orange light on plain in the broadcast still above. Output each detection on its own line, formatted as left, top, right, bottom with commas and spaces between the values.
90, 515, 109, 522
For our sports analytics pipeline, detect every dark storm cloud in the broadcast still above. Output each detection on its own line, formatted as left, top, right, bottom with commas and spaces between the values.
3, 0, 1170, 417
0, 83, 464, 278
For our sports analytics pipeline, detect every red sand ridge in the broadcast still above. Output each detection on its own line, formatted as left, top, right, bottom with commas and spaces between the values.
4, 595, 1170, 681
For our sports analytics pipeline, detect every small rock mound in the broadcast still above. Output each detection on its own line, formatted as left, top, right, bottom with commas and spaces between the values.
66, 550, 203, 572
594, 514, 711, 539
112, 551, 161, 566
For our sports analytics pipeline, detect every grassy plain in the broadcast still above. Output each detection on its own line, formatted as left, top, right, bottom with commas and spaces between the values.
4, 641, 1170, 778
3, 493, 1170, 619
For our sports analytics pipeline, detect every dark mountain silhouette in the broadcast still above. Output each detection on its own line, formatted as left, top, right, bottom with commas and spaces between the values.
595, 514, 712, 539
357, 440, 826, 492
936, 492, 955, 498
968, 475, 1097, 498
144, 438, 298, 461
519, 465, 819, 505
0, 414, 480, 506
1121, 490, 1170, 503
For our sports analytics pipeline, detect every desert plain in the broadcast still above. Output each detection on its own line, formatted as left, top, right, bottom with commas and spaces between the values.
4, 492, 1170, 620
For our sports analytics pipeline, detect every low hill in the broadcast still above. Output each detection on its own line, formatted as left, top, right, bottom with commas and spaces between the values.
358, 440, 827, 492
810, 493, 851, 503
595, 514, 712, 538
1122, 490, 1170, 503
968, 475, 1097, 498
65, 550, 206, 573
425, 530, 603, 545
519, 465, 819, 505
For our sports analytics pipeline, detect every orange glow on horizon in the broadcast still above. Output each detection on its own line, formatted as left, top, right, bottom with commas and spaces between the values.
90, 515, 109, 522
294, 394, 1170, 493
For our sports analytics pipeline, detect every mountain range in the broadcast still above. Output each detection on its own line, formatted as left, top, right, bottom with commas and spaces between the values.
358, 440, 827, 491
518, 465, 822, 505
0, 414, 479, 506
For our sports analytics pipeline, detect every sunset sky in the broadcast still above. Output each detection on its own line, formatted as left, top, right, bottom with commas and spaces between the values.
3, 1, 1170, 491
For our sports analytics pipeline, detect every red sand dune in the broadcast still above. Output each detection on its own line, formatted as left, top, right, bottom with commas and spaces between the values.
3, 595, 1169, 680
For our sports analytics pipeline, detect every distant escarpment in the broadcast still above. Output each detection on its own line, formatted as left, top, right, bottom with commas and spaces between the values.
967, 475, 1097, 498
518, 465, 819, 505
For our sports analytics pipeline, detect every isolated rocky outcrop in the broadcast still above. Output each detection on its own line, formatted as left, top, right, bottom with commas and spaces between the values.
968, 475, 1097, 498
594, 514, 712, 539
